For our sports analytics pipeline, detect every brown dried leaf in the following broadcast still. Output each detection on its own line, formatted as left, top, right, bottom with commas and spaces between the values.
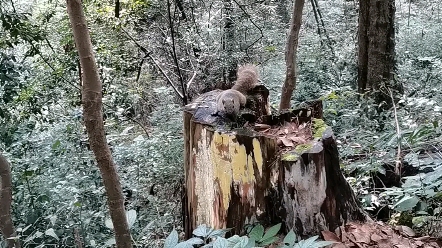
370, 233, 383, 242
381, 228, 394, 236
288, 135, 306, 144
350, 231, 371, 244
330, 244, 348, 248
276, 128, 286, 136
396, 225, 416, 237
395, 245, 412, 248
254, 123, 271, 131
322, 230, 341, 242
276, 139, 283, 146
415, 236, 431, 242
279, 137, 294, 147
299, 122, 308, 129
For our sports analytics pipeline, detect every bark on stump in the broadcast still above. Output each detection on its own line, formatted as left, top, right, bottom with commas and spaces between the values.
183, 87, 366, 238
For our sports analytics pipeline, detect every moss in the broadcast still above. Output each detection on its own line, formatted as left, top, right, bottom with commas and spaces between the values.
294, 143, 313, 153
312, 118, 327, 138
282, 143, 314, 161
282, 152, 299, 161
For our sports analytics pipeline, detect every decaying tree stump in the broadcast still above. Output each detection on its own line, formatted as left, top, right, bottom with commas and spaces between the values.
182, 86, 366, 238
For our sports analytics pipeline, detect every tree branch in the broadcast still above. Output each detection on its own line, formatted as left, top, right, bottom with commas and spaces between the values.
167, 0, 188, 105
231, 0, 264, 52
120, 28, 184, 99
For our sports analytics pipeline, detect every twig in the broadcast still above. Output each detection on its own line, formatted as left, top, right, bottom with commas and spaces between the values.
387, 87, 402, 177
186, 71, 197, 91
310, 0, 322, 39
120, 28, 184, 99
167, 0, 188, 105
311, 0, 335, 56
29, 42, 80, 90
136, 56, 146, 83
147, 53, 184, 99
124, 115, 150, 138
231, 0, 264, 53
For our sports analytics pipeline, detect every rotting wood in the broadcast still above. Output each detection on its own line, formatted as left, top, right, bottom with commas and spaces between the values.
183, 87, 366, 238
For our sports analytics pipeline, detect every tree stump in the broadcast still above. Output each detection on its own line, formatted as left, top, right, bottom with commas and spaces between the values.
182, 87, 366, 238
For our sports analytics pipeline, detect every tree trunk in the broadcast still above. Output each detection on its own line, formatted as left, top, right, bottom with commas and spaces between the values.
358, 0, 398, 102
222, 0, 237, 85
115, 0, 120, 18
357, 0, 369, 93
66, 1, 131, 247
183, 88, 366, 237
0, 154, 20, 248
279, 0, 305, 111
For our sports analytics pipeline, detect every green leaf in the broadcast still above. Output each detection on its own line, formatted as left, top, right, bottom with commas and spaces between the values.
36, 194, 50, 203
126, 209, 137, 229
104, 218, 113, 229
249, 224, 264, 241
184, 237, 204, 246
45, 228, 59, 240
52, 140, 61, 150
283, 230, 297, 246
260, 223, 281, 242
233, 236, 249, 248
174, 242, 194, 248
212, 237, 228, 248
376, 165, 386, 175
259, 236, 278, 246
193, 224, 212, 238
297, 235, 319, 248
244, 237, 256, 248
412, 216, 430, 228
208, 228, 231, 238
23, 170, 35, 177
227, 235, 249, 248
311, 241, 337, 247
227, 235, 241, 243
393, 195, 419, 211
164, 229, 179, 248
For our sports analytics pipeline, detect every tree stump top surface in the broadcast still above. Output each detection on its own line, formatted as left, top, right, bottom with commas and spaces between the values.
184, 90, 221, 126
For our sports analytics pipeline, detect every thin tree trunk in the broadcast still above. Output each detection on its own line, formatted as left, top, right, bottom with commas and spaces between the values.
279, 0, 305, 111
310, 0, 322, 38
0, 154, 20, 248
66, 1, 131, 247
222, 0, 237, 85
357, 0, 369, 93
115, 0, 120, 18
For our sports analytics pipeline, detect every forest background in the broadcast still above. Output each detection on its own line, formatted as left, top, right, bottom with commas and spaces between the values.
0, 0, 441, 247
